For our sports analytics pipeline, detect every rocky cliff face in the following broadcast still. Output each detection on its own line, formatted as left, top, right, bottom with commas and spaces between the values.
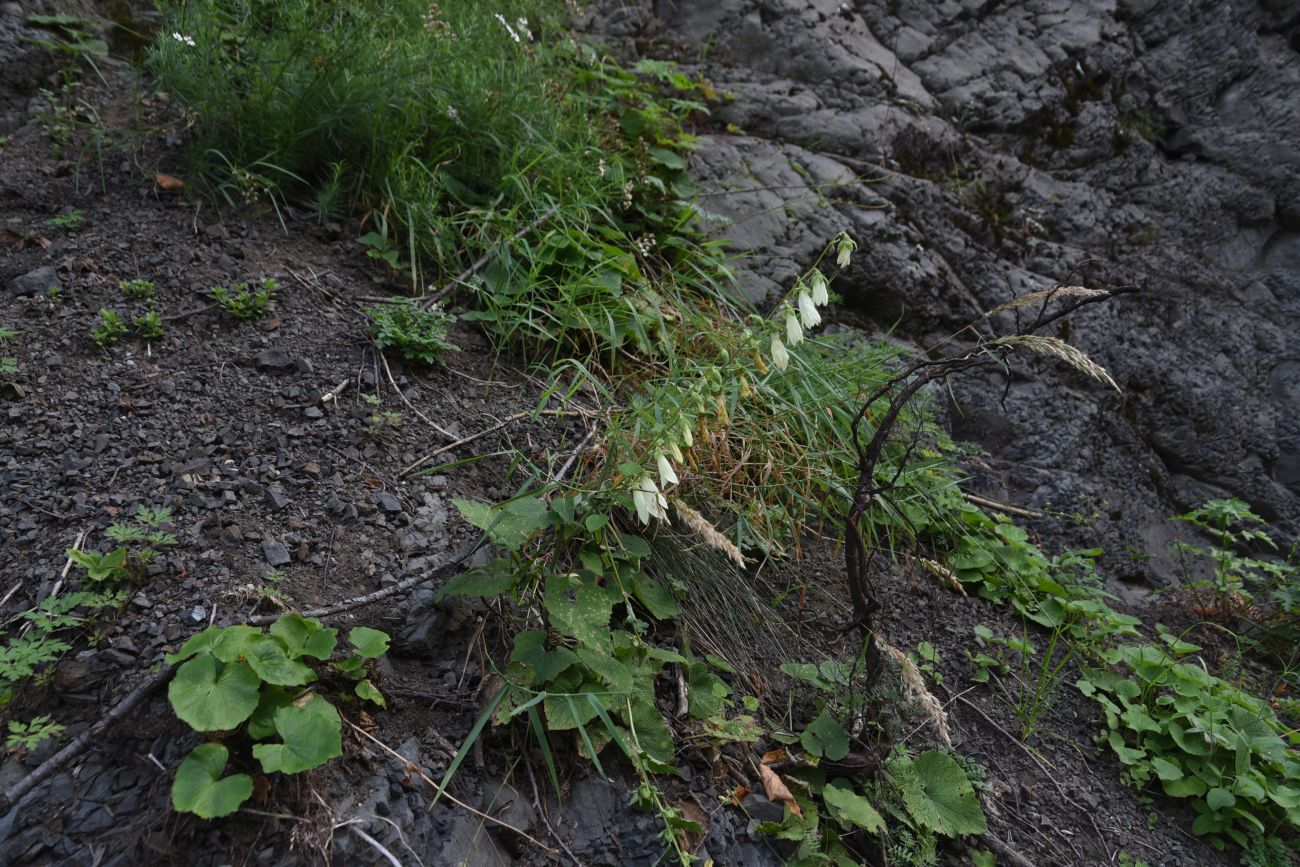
584, 0, 1300, 588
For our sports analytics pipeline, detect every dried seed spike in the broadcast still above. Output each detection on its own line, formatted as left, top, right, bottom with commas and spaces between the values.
672, 499, 745, 567
986, 285, 1108, 317
993, 334, 1120, 392
878, 638, 952, 747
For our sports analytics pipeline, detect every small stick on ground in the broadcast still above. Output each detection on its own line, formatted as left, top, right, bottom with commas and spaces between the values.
320, 378, 351, 405
981, 831, 1042, 867
346, 720, 556, 855
963, 492, 1044, 519
247, 535, 486, 626
377, 351, 458, 441
400, 409, 591, 477
0, 663, 176, 811
527, 759, 586, 867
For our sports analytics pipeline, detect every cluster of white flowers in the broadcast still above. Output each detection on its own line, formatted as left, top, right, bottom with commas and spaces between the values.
493, 13, 531, 43
768, 232, 855, 372
634, 234, 657, 257
171, 32, 195, 47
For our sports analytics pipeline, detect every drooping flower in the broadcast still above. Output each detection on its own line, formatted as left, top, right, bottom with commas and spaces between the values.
770, 335, 789, 372
797, 291, 821, 329
836, 234, 857, 269
785, 310, 803, 346
667, 441, 683, 462
657, 453, 679, 487
171, 32, 196, 46
809, 269, 829, 306
681, 421, 694, 447
632, 477, 668, 525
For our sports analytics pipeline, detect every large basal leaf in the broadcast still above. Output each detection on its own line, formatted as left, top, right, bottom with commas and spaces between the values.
252, 696, 342, 774
436, 557, 520, 600
822, 780, 885, 832
893, 751, 987, 837
241, 636, 315, 686
269, 615, 338, 660
453, 496, 551, 550
171, 743, 253, 818
168, 656, 260, 732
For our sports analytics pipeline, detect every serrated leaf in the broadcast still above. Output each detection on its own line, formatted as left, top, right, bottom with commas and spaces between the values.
252, 696, 342, 774
356, 679, 386, 707
171, 744, 253, 818
242, 636, 315, 686
349, 627, 390, 659
801, 711, 849, 761
631, 574, 680, 619
269, 615, 337, 660
822, 780, 885, 832
453, 496, 550, 550
168, 656, 260, 732
892, 751, 987, 836
575, 648, 635, 693
166, 625, 260, 666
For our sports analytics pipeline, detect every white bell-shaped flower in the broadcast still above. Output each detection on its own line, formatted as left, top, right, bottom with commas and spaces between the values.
770, 335, 790, 372
809, 269, 829, 306
798, 291, 821, 328
785, 310, 803, 346
657, 453, 679, 487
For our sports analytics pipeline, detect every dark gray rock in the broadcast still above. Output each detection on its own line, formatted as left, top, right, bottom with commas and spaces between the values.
7, 266, 60, 297
261, 537, 291, 567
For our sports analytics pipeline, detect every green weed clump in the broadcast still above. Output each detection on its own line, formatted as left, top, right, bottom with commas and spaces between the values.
149, 0, 733, 360
366, 299, 458, 366
211, 278, 275, 321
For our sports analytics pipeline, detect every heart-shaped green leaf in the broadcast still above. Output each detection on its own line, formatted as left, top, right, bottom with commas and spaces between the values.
168, 656, 260, 731
171, 743, 253, 818
242, 635, 315, 686
801, 710, 849, 761
355, 679, 386, 707
823, 779, 884, 831
252, 696, 342, 774
269, 615, 337, 660
892, 750, 987, 836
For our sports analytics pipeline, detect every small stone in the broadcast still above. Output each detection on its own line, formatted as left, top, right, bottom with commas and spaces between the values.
262, 538, 292, 566
255, 349, 295, 372
7, 266, 60, 297
304, 406, 324, 419
374, 492, 403, 513
186, 606, 206, 624
266, 487, 290, 510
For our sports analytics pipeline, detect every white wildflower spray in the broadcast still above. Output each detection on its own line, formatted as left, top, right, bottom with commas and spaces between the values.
835, 233, 857, 269
797, 291, 821, 328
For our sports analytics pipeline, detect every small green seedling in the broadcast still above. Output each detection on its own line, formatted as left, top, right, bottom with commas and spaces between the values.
45, 210, 85, 231
134, 311, 164, 339
211, 277, 276, 321
91, 309, 126, 346
120, 278, 155, 299
6, 715, 65, 752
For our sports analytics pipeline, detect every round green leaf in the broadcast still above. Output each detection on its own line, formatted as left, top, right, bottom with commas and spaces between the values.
168, 656, 260, 731
171, 743, 253, 818
801, 710, 850, 761
1206, 787, 1236, 812
269, 615, 338, 660
242, 636, 315, 686
892, 751, 988, 837
252, 696, 342, 774
348, 627, 390, 659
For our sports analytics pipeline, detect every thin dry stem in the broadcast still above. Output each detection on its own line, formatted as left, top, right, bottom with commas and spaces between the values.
991, 334, 1120, 392
986, 286, 1107, 316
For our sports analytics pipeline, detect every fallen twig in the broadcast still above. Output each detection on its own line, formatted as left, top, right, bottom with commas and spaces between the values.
963, 492, 1044, 520
320, 378, 351, 405
400, 409, 590, 477
377, 350, 458, 441
980, 833, 1040, 867
248, 534, 486, 626
346, 720, 557, 854
0, 663, 176, 811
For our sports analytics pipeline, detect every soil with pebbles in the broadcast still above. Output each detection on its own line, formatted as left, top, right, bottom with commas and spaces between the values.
0, 2, 1296, 866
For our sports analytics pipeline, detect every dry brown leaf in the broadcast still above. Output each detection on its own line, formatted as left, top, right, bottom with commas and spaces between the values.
674, 801, 708, 852
760, 748, 788, 766
2, 227, 51, 250
729, 786, 750, 806
155, 172, 185, 190
758, 764, 801, 818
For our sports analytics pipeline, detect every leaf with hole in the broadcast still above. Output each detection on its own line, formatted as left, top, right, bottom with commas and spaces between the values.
171, 744, 253, 818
